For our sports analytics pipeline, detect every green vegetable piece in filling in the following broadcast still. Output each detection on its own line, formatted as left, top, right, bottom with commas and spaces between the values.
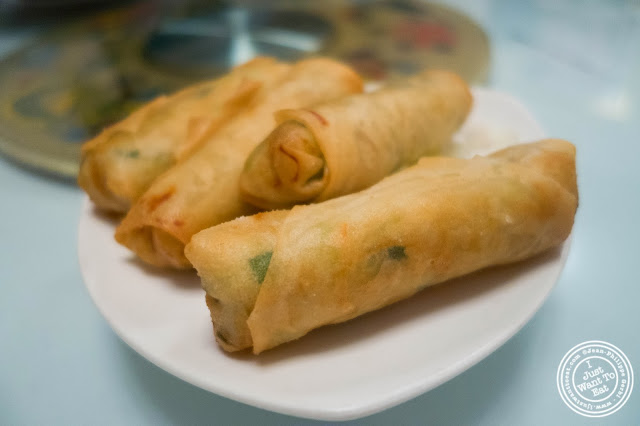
387, 246, 407, 260
249, 251, 273, 284
124, 149, 140, 159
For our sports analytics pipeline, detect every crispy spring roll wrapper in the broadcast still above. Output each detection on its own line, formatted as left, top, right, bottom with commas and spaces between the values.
185, 139, 578, 353
115, 58, 364, 268
78, 57, 283, 213
198, 211, 288, 351
239, 70, 472, 209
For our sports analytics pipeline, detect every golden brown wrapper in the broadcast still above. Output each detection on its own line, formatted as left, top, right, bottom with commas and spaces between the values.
185, 139, 578, 353
239, 70, 472, 209
115, 58, 364, 268
198, 211, 287, 351
78, 57, 283, 213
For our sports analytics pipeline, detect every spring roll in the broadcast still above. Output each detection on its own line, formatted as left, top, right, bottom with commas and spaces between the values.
78, 57, 284, 213
185, 139, 578, 353
239, 70, 472, 209
115, 58, 364, 268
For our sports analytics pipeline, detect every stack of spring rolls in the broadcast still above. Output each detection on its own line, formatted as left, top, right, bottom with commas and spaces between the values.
79, 56, 578, 354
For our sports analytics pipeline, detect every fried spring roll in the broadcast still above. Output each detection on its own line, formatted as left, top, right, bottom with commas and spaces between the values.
185, 139, 578, 353
115, 58, 364, 268
239, 70, 472, 209
78, 57, 284, 213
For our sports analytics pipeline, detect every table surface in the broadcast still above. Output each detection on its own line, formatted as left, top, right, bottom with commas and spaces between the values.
2, 1, 639, 425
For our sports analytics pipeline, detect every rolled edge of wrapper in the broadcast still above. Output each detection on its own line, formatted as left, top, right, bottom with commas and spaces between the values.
78, 146, 133, 213
239, 120, 327, 209
113, 181, 197, 269
115, 219, 191, 269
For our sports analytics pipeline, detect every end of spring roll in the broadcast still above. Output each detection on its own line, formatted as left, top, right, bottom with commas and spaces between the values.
239, 70, 472, 210
186, 139, 578, 353
186, 211, 287, 351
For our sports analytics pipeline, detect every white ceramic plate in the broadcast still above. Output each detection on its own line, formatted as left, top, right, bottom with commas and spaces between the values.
78, 88, 569, 421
